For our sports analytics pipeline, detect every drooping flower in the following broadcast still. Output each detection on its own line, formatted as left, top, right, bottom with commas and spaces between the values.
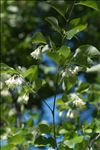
17, 93, 29, 104
70, 93, 86, 108
30, 46, 42, 59
66, 109, 78, 118
5, 75, 24, 88
30, 44, 49, 59
42, 44, 49, 52
1, 89, 10, 96
71, 66, 80, 75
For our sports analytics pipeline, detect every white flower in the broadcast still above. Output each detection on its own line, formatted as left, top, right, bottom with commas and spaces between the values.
42, 44, 49, 52
16, 77, 24, 85
71, 93, 86, 108
59, 111, 63, 117
7, 6, 18, 13
62, 71, 66, 78
1, 73, 11, 81
31, 45, 49, 59
17, 66, 26, 72
31, 47, 42, 59
73, 98, 86, 107
72, 66, 80, 75
5, 75, 24, 88
67, 109, 77, 118
61, 69, 71, 78
17, 94, 29, 104
68, 66, 80, 76
1, 89, 10, 96
61, 66, 79, 79
9, 108, 16, 116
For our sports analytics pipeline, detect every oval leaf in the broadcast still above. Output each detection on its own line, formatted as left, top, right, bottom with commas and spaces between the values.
22, 65, 38, 82
32, 32, 46, 44
74, 45, 100, 66
64, 136, 84, 148
50, 3, 67, 19
76, 1, 100, 11
59, 45, 71, 59
0, 63, 17, 75
45, 16, 61, 33
65, 24, 87, 40
38, 123, 50, 134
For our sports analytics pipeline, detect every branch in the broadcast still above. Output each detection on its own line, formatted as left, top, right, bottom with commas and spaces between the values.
89, 133, 100, 149
52, 69, 59, 149
67, 0, 76, 23
42, 99, 52, 113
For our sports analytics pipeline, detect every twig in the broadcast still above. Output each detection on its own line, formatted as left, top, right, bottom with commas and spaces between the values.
51, 69, 59, 149
89, 133, 100, 149
67, 0, 76, 23
52, 94, 57, 141
42, 99, 52, 113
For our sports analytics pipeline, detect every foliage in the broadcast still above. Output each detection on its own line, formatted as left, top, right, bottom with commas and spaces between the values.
1, 0, 100, 150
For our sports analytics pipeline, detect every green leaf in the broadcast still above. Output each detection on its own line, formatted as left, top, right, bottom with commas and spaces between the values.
74, 45, 100, 67
59, 45, 71, 59
64, 136, 84, 148
59, 129, 68, 135
76, 82, 89, 93
63, 75, 77, 91
65, 24, 87, 40
69, 18, 81, 27
95, 128, 100, 133
56, 98, 64, 105
1, 144, 15, 150
34, 135, 48, 146
26, 118, 34, 127
0, 63, 17, 75
33, 78, 45, 90
47, 137, 56, 148
22, 65, 37, 82
46, 51, 60, 64
74, 141, 88, 150
32, 32, 46, 44
50, 3, 67, 20
56, 96, 70, 110
76, 45, 100, 57
45, 16, 61, 33
38, 123, 50, 134
59, 144, 71, 150
34, 136, 56, 148
76, 1, 100, 11
85, 129, 92, 133
8, 133, 25, 145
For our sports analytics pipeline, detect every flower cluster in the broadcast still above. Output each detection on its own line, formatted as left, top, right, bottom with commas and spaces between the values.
67, 109, 78, 118
70, 93, 86, 108
5, 75, 24, 88
1, 89, 10, 96
17, 93, 29, 104
61, 66, 80, 79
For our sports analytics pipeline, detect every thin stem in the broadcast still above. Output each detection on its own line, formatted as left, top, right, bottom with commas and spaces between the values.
67, 0, 76, 23
52, 69, 59, 149
52, 94, 57, 140
42, 99, 52, 113
43, 91, 58, 149
52, 95, 58, 149
89, 133, 100, 149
